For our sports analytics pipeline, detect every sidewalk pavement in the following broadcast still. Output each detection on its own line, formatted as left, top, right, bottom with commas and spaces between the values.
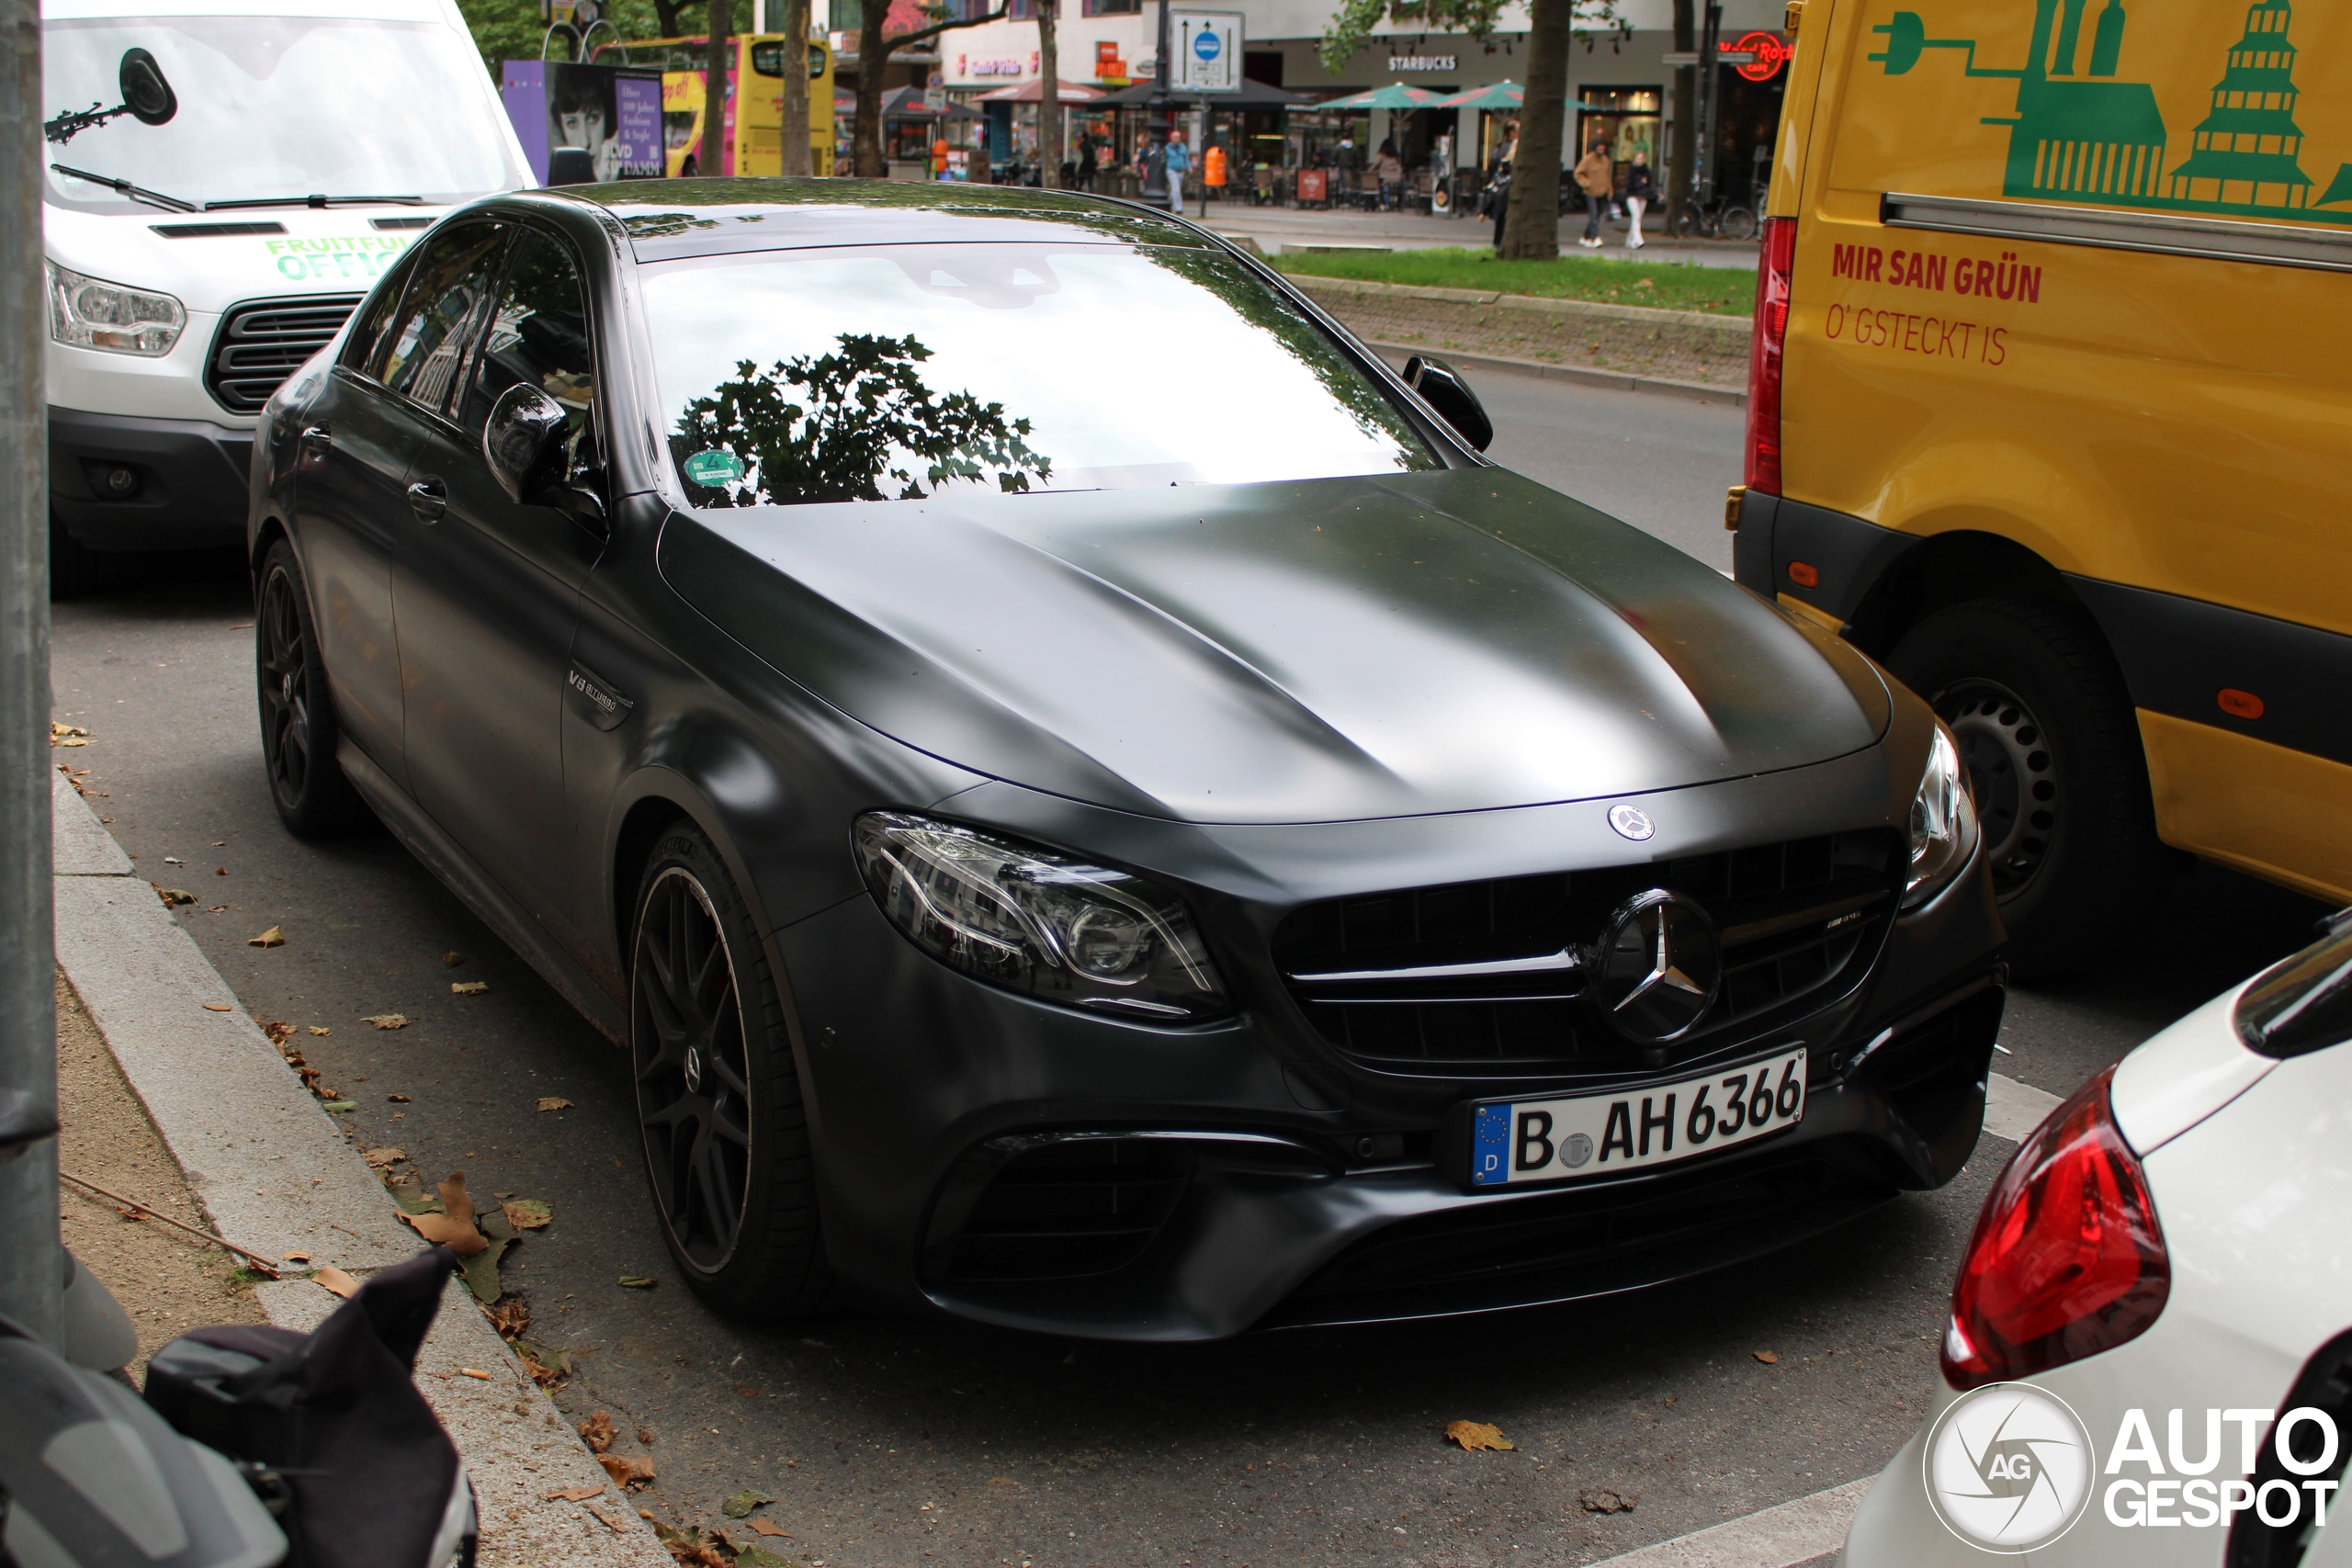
51, 767, 671, 1568
1196, 201, 1761, 267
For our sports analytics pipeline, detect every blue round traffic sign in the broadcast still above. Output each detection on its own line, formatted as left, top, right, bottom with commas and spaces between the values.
1193, 28, 1220, 60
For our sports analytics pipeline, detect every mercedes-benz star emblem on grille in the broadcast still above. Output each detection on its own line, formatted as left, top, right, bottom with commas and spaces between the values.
1596, 890, 1722, 1043
1607, 803, 1655, 840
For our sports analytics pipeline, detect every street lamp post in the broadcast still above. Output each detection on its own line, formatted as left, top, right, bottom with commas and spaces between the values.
0, 0, 62, 1344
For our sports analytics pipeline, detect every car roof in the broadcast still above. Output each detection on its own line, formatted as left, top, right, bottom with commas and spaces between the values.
543, 177, 1217, 262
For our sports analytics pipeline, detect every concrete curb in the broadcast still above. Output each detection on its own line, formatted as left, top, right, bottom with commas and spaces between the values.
1289, 272, 1752, 333
1370, 342, 1749, 408
1584, 1478, 1866, 1568
49, 769, 669, 1568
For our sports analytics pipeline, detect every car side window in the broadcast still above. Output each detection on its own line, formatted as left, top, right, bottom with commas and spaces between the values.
460, 229, 595, 446
372, 222, 511, 416
341, 254, 417, 376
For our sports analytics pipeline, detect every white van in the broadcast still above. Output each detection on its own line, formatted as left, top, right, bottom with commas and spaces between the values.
42, 0, 529, 590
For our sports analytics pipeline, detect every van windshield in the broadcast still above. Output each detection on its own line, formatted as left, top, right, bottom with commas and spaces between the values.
42, 17, 526, 212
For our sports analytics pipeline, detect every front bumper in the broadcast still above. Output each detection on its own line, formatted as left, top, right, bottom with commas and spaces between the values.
49, 405, 254, 552
775, 762, 2007, 1341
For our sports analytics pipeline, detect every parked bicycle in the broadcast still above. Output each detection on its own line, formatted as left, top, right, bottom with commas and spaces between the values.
1668, 193, 1757, 241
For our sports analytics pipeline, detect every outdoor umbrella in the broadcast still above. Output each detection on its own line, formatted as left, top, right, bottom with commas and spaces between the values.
1434, 80, 1523, 109
1312, 83, 1447, 110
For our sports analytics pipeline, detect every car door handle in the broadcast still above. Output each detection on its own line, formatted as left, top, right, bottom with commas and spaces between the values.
406, 478, 447, 523
300, 424, 331, 457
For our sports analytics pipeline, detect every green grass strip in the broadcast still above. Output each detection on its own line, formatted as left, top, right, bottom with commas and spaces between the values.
1272, 246, 1758, 317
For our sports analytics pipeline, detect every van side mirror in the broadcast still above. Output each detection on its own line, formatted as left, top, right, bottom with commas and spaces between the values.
1402, 354, 1494, 452
546, 147, 597, 186
483, 384, 572, 502
119, 49, 177, 127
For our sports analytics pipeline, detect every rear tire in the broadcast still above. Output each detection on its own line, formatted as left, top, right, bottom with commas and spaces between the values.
1888, 599, 2176, 980
629, 823, 839, 1319
255, 540, 368, 836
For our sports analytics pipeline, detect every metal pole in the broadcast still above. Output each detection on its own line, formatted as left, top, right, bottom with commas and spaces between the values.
0, 0, 62, 1344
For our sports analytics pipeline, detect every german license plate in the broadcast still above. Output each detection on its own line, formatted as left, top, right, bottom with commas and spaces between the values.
1467, 1048, 1807, 1188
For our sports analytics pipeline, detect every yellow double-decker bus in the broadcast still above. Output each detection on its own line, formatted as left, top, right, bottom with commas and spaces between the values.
595, 33, 833, 175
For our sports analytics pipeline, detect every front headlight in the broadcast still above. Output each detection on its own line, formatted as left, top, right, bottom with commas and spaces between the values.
853, 812, 1232, 1021
48, 263, 184, 356
1905, 720, 1978, 908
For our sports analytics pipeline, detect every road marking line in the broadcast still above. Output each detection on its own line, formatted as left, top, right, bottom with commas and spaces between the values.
1583, 1477, 1870, 1567
1985, 1070, 2063, 1144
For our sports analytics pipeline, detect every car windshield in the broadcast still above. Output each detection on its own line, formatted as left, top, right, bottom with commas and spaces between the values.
638, 242, 1440, 505
42, 17, 526, 212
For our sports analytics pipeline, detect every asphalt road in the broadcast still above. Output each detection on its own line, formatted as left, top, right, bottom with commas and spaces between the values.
50, 381, 2324, 1566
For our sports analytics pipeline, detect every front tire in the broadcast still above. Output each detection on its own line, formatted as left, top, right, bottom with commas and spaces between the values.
629, 824, 837, 1318
1888, 599, 2176, 979
256, 540, 367, 836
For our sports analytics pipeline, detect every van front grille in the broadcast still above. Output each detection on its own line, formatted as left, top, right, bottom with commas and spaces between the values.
205, 295, 363, 413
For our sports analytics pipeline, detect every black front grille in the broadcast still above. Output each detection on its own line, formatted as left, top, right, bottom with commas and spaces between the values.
934, 1138, 1191, 1283
1274, 829, 1899, 1077
205, 295, 362, 413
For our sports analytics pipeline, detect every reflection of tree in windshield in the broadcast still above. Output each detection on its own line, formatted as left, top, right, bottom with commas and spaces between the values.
673, 333, 1052, 505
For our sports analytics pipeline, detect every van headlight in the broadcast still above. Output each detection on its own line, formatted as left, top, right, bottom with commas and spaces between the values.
1905, 720, 1978, 908
48, 263, 184, 356
853, 812, 1231, 1021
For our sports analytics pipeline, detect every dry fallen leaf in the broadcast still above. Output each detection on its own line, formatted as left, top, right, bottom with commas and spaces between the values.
281, 1251, 311, 1264
1445, 1420, 1516, 1452
443, 952, 464, 967
1753, 1350, 1780, 1365
387, 1092, 411, 1102
314, 1265, 360, 1299
201, 1002, 231, 1012
748, 1518, 790, 1539
248, 925, 285, 948
307, 1025, 330, 1036
155, 886, 196, 907
721, 1490, 773, 1519
617, 1275, 656, 1289
548, 1484, 605, 1503
636, 1427, 655, 1447
734, 1383, 762, 1399
363, 1147, 406, 1169
1580, 1487, 1640, 1515
537, 1096, 574, 1112
399, 1170, 489, 1258
206, 905, 228, 913
261, 1020, 295, 1047
363, 1013, 409, 1030
51, 722, 87, 739
502, 1198, 553, 1230
451, 980, 489, 996
597, 1453, 656, 1490
579, 1411, 616, 1452
484, 1298, 530, 1338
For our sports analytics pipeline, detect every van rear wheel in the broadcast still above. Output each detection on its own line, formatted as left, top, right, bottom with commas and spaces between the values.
1888, 599, 2176, 980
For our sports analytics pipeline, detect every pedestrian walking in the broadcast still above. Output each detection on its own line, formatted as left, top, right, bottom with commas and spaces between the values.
1574, 138, 1612, 248
1163, 127, 1191, 212
1487, 118, 1518, 253
1623, 149, 1656, 249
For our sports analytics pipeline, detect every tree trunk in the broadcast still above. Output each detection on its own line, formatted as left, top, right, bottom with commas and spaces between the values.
1037, 1, 1060, 187
1668, 0, 1695, 214
1501, 0, 1567, 259
652, 0, 684, 38
701, 0, 731, 175
854, 6, 888, 176
780, 0, 812, 175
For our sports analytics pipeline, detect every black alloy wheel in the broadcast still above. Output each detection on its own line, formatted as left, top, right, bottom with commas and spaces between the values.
628, 823, 837, 1316
1889, 597, 2177, 980
255, 540, 365, 835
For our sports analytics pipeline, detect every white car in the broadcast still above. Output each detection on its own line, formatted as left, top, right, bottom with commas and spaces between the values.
42, 0, 528, 589
1845, 916, 2352, 1565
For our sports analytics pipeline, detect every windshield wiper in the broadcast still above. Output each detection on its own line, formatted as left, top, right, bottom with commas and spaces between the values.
50, 164, 196, 213
203, 194, 425, 211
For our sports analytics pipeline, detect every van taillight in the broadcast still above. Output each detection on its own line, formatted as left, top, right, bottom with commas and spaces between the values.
1941, 1066, 2169, 1392
1745, 216, 1796, 495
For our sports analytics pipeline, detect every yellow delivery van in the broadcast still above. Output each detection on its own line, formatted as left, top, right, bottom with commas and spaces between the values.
1731, 0, 2352, 976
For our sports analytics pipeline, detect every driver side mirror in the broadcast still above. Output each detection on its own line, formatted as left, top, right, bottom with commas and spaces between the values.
1402, 354, 1494, 452
483, 383, 602, 525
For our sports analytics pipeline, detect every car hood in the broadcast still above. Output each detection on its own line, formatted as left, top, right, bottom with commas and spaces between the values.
660, 468, 1892, 825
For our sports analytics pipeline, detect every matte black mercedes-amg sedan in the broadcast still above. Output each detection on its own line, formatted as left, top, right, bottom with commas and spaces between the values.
248, 179, 2004, 1339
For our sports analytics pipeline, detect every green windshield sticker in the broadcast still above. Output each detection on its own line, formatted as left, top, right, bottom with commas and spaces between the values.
265, 233, 412, 282
683, 448, 746, 487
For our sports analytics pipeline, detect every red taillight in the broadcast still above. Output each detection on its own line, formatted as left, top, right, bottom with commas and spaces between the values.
1942, 1067, 2169, 1391
1745, 216, 1796, 496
